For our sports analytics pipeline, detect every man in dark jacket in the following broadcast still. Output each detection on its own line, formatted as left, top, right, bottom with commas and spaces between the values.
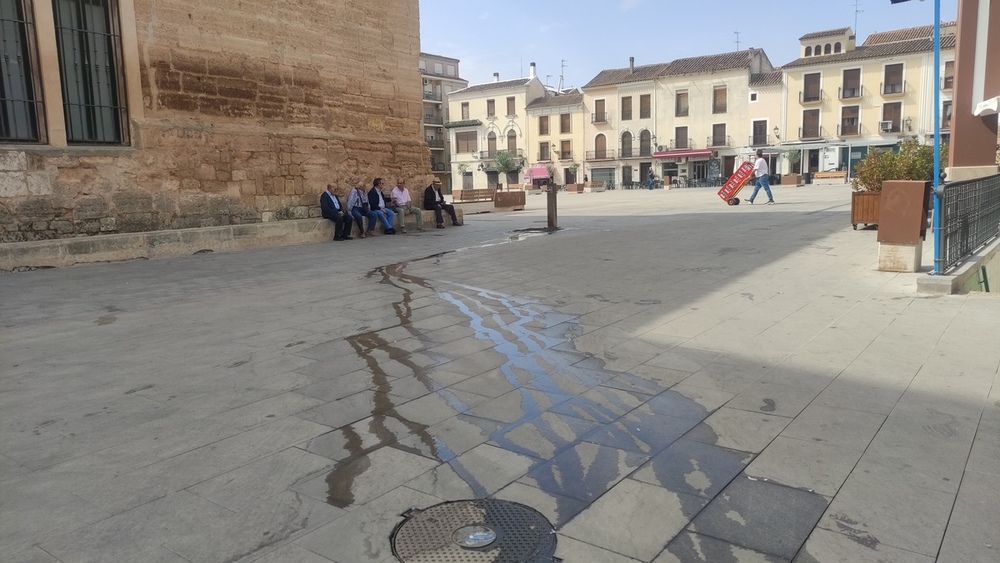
320, 184, 354, 241
423, 179, 460, 229
367, 178, 396, 234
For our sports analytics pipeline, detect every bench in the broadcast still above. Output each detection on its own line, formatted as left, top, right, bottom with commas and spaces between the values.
453, 188, 496, 203
813, 171, 848, 185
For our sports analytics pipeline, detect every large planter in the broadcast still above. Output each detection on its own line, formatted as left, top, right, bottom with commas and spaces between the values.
851, 191, 881, 230
494, 191, 525, 211
781, 174, 803, 186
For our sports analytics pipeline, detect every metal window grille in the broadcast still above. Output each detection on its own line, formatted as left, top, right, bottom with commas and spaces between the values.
53, 0, 129, 144
939, 174, 1000, 273
1, 0, 41, 142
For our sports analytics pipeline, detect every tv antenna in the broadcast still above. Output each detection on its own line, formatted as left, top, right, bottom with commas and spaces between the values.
558, 59, 567, 92
734, 31, 741, 50
854, 0, 863, 34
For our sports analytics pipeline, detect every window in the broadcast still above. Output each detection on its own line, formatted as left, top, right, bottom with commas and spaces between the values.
751, 120, 768, 146
620, 132, 632, 157
538, 142, 550, 161
446, 64, 455, 76
621, 96, 632, 120
419, 60, 426, 70
462, 172, 473, 190
824, 43, 832, 55
883, 63, 903, 94
461, 102, 469, 120
802, 109, 820, 138
434, 62, 443, 74
943, 60, 954, 90
674, 126, 687, 149
834, 42, 842, 53
711, 123, 727, 146
486, 99, 495, 117
814, 44, 821, 55
1, 0, 41, 142
805, 46, 812, 57
749, 92, 758, 102
639, 94, 650, 119
507, 130, 517, 152
802, 73, 821, 102
639, 130, 651, 156
594, 134, 608, 159
882, 102, 901, 132
455, 131, 477, 153
560, 140, 571, 160
539, 115, 549, 135
841, 69, 861, 99
675, 91, 688, 117
559, 113, 570, 134
487, 131, 497, 157
942, 100, 952, 128
593, 99, 606, 122
712, 86, 727, 114
506, 96, 515, 116
840, 106, 859, 136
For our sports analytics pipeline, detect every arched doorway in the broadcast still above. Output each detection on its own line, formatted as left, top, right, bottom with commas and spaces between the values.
621, 132, 633, 158
595, 134, 607, 159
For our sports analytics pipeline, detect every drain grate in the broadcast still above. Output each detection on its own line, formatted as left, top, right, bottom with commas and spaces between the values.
390, 499, 558, 562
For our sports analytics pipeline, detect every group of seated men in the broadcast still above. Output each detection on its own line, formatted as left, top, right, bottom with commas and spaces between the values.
320, 178, 461, 241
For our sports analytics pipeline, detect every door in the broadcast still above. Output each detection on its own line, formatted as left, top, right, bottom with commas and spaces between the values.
591, 167, 615, 187
639, 162, 652, 183
622, 166, 633, 185
486, 172, 499, 189
724, 156, 736, 177
487, 132, 497, 157
595, 134, 607, 159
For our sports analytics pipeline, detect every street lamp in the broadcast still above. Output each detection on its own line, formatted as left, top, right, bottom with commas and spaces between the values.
773, 126, 780, 140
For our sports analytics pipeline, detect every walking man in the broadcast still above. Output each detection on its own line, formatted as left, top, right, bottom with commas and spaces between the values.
748, 149, 775, 205
320, 184, 354, 241
390, 179, 424, 233
423, 179, 460, 228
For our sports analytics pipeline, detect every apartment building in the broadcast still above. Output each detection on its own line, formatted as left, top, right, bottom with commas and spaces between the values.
420, 53, 468, 189
526, 91, 586, 186
781, 24, 956, 175
445, 68, 546, 191
581, 50, 778, 187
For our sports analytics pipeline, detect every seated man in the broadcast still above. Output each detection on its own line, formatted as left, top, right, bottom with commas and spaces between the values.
389, 179, 424, 233
423, 179, 460, 229
367, 178, 396, 234
320, 183, 353, 241
347, 182, 378, 238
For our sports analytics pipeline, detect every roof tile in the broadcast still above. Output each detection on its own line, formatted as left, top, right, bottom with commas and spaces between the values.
451, 78, 534, 95
800, 27, 853, 41
783, 35, 956, 69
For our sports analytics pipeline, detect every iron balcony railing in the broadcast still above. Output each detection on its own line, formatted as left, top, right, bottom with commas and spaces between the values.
537, 152, 552, 161
880, 81, 905, 96
586, 150, 617, 160
479, 149, 524, 160
799, 126, 824, 140
621, 111, 633, 120
707, 135, 733, 147
432, 163, 446, 172
591, 112, 608, 123
554, 150, 573, 160
620, 147, 634, 158
670, 139, 695, 150
938, 173, 1000, 273
422, 91, 442, 101
748, 134, 776, 147
837, 123, 860, 136
839, 86, 863, 99
427, 139, 445, 149
799, 90, 824, 104
423, 115, 444, 125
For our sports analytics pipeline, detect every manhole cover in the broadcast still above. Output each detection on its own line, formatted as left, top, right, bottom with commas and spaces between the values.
390, 499, 558, 562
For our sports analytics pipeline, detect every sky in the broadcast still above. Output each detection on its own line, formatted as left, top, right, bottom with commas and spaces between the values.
418, 0, 959, 90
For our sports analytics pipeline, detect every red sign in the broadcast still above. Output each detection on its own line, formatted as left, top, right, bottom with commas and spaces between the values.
717, 162, 754, 202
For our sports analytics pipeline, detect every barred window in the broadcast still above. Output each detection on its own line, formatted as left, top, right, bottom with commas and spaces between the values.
1, 0, 41, 142
53, 0, 129, 144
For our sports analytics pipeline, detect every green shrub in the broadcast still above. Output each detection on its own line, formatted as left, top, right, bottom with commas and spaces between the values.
851, 140, 948, 192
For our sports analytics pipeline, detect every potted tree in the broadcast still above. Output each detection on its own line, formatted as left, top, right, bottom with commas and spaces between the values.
781, 151, 802, 185
850, 141, 946, 230
565, 163, 584, 193
491, 150, 526, 210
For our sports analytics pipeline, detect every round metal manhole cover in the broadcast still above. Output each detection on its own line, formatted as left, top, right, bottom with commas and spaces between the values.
390, 499, 557, 562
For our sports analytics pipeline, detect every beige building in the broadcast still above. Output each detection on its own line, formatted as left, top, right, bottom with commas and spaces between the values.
445, 68, 546, 191
0, 0, 429, 243
420, 53, 468, 190
780, 24, 956, 176
525, 91, 586, 186
581, 50, 778, 187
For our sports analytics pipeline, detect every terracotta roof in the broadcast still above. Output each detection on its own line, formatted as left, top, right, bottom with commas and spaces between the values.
800, 27, 852, 41
451, 78, 533, 95
863, 21, 956, 46
526, 92, 584, 109
582, 63, 672, 88
750, 71, 783, 87
783, 35, 956, 68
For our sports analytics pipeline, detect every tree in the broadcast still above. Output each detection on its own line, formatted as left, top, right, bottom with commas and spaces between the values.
492, 150, 519, 190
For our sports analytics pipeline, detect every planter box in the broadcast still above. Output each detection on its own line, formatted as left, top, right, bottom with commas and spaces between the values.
851, 191, 881, 230
494, 191, 525, 211
877, 180, 931, 245
781, 174, 803, 186
565, 184, 584, 193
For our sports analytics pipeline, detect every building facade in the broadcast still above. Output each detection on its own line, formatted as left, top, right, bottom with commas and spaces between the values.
0, 0, 429, 243
419, 53, 468, 190
525, 92, 586, 186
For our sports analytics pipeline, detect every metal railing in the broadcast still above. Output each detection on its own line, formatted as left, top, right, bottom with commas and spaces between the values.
422, 91, 442, 101
880, 82, 905, 95
670, 139, 695, 150
938, 173, 1000, 273
432, 163, 446, 172
591, 112, 608, 123
799, 126, 824, 140
479, 149, 524, 160
427, 139, 445, 149
799, 90, 824, 104
748, 134, 775, 147
620, 147, 634, 158
838, 86, 862, 99
423, 115, 444, 125
837, 123, 860, 136
586, 149, 616, 160
707, 135, 733, 147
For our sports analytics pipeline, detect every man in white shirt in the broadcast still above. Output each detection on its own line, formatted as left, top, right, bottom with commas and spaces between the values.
748, 149, 775, 205
389, 179, 424, 233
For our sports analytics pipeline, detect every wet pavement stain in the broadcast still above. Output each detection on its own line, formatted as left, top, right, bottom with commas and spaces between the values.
760, 398, 776, 413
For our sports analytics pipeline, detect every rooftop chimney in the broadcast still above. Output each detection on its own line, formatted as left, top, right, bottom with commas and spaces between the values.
493, 72, 500, 82
629, 57, 635, 74
529, 62, 536, 79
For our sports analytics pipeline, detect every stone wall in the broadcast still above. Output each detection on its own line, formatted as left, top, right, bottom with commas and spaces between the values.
0, 0, 430, 243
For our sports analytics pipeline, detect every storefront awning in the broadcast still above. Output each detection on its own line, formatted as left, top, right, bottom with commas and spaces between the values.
526, 166, 550, 179
652, 149, 713, 159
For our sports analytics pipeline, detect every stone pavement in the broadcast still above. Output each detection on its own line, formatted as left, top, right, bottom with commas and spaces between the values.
1, 186, 998, 563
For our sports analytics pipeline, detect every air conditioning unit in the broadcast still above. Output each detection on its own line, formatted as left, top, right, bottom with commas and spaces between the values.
879, 121, 893, 132
656, 145, 666, 152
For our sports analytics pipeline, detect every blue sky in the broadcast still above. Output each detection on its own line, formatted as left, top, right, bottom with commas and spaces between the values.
419, 0, 958, 89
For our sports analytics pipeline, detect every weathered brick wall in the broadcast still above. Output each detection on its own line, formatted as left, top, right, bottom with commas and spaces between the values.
0, 0, 430, 243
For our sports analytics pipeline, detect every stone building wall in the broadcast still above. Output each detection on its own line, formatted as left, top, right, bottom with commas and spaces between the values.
0, 0, 430, 243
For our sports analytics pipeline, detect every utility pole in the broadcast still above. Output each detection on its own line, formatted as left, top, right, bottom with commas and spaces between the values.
734, 31, 741, 50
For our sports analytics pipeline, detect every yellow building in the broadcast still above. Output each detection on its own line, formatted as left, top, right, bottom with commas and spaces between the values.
780, 24, 956, 177
445, 67, 548, 191
526, 92, 586, 186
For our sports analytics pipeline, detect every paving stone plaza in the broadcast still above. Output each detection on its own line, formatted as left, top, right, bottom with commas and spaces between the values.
1, 186, 998, 562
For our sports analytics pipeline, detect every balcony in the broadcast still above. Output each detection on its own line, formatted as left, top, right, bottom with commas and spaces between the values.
639, 110, 651, 119
432, 163, 446, 172
619, 147, 635, 158
799, 90, 824, 104
621, 111, 633, 121
427, 139, 445, 150
586, 149, 617, 160
423, 115, 444, 125
554, 150, 573, 160
422, 91, 442, 102
537, 152, 552, 162
707, 135, 733, 148
880, 82, 905, 96
837, 123, 860, 137
670, 139, 695, 150
748, 134, 775, 147
838, 86, 863, 99
799, 126, 824, 140
478, 149, 525, 160
591, 112, 608, 123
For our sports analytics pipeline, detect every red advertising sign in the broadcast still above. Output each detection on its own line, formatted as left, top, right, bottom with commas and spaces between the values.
717, 162, 754, 202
